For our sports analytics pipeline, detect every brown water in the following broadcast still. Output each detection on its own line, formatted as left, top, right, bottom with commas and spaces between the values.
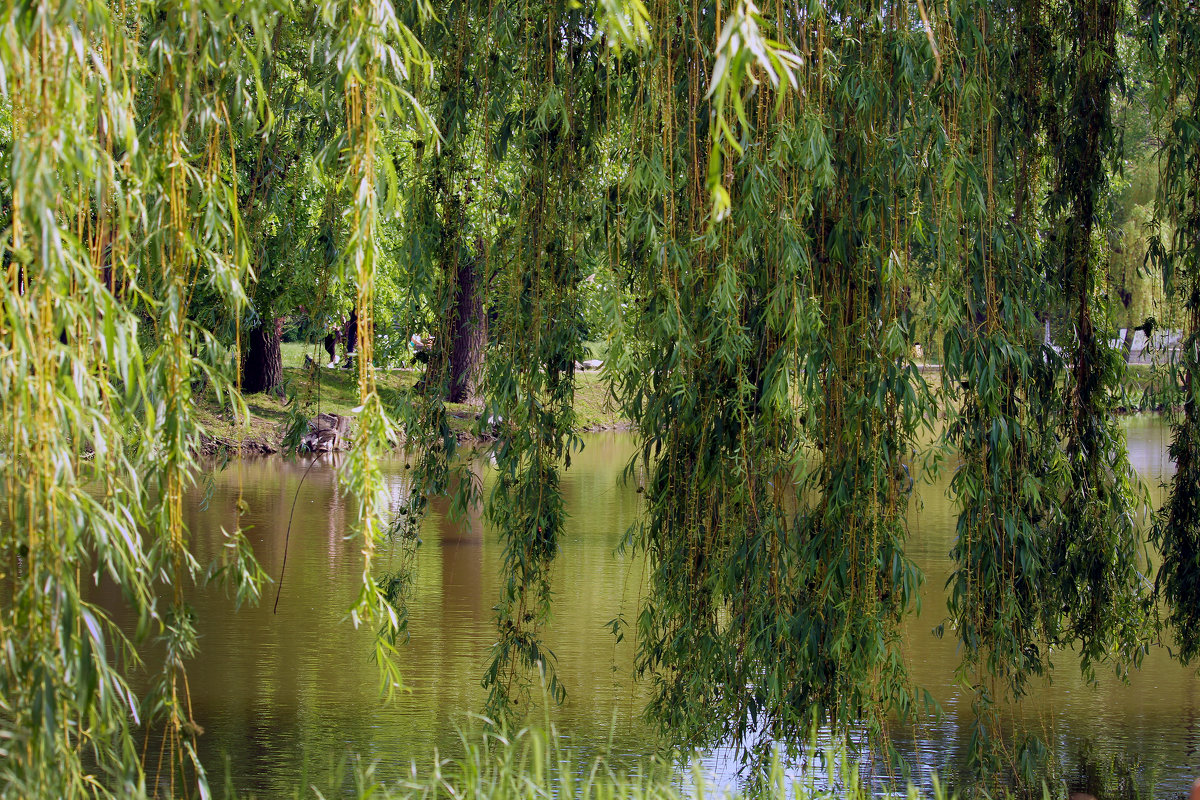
105, 419, 1199, 796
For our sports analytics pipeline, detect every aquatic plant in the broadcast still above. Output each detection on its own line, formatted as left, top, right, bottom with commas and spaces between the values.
290, 723, 955, 800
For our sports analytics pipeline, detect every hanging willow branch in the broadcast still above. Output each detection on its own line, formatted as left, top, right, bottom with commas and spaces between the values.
939, 0, 1068, 780
0, 4, 151, 794
609, 0, 939, 760
940, 0, 1156, 781
2, 0, 267, 794
318, 0, 433, 695
391, 0, 480, 556
1144, 0, 1200, 664
1043, 0, 1150, 678
476, 0, 600, 717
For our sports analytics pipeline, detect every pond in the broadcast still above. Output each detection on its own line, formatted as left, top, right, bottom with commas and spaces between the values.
97, 417, 1197, 797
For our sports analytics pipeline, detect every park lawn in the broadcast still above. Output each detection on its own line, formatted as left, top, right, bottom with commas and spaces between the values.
195, 341, 623, 451
197, 345, 1170, 452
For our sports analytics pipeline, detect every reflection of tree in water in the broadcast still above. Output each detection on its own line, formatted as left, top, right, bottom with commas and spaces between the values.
431, 465, 486, 624
323, 459, 349, 569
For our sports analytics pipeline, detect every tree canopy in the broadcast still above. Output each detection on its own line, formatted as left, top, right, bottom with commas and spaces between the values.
2, 0, 1199, 795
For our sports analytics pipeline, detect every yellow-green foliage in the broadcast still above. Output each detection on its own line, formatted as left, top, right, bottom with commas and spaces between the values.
2, 1, 1199, 798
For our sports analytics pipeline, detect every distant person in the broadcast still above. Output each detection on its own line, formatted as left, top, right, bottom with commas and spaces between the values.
410, 333, 431, 366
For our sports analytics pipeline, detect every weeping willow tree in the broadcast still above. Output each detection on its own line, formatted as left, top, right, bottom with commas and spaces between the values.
0, 0, 427, 795
603, 0, 938, 756
4, 0, 1200, 795
1144, 0, 1200, 663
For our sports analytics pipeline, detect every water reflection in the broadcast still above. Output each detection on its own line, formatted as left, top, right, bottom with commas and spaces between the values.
100, 422, 1199, 796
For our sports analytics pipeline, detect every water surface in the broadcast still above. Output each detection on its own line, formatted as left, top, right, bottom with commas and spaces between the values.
104, 419, 1198, 796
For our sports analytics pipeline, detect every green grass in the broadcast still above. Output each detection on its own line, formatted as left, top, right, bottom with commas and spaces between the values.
198, 342, 623, 450
200, 343, 1175, 452
583, 340, 607, 360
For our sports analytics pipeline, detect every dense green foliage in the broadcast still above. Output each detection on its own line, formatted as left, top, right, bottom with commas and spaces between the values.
942, 0, 1153, 780
1145, 0, 1200, 664
609, 0, 934, 756
1, 0, 1198, 796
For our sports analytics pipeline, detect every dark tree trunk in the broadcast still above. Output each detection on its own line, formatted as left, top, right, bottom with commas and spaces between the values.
447, 255, 486, 403
243, 317, 284, 395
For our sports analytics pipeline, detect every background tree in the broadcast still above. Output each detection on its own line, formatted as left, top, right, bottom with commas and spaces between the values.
407, 1, 488, 404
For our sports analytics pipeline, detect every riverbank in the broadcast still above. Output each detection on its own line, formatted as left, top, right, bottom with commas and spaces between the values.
196, 343, 626, 454
197, 348, 1179, 456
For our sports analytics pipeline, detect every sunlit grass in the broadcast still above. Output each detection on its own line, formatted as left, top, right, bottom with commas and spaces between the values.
196, 342, 624, 450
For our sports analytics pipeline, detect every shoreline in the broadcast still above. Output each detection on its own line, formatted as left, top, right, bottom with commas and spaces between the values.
198, 355, 1179, 458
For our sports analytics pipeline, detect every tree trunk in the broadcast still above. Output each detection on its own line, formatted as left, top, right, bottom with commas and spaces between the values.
243, 317, 284, 395
447, 255, 486, 403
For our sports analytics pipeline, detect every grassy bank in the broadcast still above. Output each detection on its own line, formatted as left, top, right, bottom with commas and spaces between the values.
198, 348, 1180, 454
197, 342, 624, 452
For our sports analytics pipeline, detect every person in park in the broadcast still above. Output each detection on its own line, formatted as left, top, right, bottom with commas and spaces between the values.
323, 330, 338, 364
409, 332, 433, 366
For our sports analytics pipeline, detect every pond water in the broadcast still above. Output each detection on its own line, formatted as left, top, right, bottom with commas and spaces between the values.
98, 417, 1198, 796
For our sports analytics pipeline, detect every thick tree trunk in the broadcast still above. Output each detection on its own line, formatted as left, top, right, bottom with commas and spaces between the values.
447, 255, 486, 403
243, 317, 284, 395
